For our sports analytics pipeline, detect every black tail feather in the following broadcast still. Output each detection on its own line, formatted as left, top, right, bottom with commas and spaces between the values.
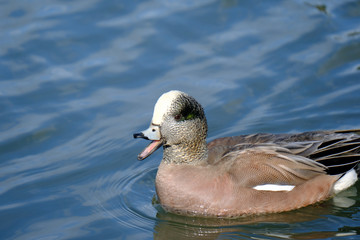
308, 135, 360, 176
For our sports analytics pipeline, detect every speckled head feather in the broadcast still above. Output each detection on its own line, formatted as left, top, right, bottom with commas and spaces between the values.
153, 91, 208, 164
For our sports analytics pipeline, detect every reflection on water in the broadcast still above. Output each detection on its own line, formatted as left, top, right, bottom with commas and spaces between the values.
153, 205, 359, 239
1, 0, 360, 239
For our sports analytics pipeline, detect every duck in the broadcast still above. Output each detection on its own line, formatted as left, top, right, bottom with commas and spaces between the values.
133, 90, 360, 218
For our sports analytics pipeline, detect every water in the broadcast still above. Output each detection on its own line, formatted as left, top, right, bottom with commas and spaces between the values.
1, 0, 360, 239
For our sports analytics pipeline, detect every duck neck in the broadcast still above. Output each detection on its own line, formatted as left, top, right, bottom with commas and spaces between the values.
162, 140, 208, 165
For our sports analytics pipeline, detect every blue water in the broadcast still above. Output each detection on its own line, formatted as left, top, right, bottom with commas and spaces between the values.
1, 0, 360, 239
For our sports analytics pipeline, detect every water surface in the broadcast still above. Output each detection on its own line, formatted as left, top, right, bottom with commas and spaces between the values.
1, 0, 360, 239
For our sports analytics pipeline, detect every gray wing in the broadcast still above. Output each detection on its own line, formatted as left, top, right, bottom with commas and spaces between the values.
208, 130, 360, 177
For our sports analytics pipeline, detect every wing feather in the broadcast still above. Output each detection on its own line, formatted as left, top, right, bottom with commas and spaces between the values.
223, 146, 327, 188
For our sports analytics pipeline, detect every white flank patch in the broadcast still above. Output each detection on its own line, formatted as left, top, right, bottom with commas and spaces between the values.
253, 184, 295, 192
152, 90, 183, 125
333, 169, 358, 194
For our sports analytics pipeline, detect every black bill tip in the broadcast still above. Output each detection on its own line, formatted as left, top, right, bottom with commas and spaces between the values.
133, 132, 148, 140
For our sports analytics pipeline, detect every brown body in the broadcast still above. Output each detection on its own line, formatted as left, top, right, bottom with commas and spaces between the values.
156, 132, 355, 217
156, 163, 336, 217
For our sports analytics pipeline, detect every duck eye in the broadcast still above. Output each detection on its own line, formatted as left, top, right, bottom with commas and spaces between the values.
174, 114, 182, 121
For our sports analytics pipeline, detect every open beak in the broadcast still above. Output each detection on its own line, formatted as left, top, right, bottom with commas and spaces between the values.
133, 124, 163, 160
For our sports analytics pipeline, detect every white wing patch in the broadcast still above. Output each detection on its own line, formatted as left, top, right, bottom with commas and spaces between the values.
253, 184, 295, 192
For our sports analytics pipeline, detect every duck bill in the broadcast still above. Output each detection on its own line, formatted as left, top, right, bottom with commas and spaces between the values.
133, 124, 162, 160
137, 139, 163, 160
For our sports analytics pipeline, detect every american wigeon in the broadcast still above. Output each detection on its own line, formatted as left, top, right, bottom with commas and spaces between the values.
133, 90, 360, 218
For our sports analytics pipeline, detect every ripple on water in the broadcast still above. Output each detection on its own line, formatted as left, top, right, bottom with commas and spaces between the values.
92, 165, 158, 232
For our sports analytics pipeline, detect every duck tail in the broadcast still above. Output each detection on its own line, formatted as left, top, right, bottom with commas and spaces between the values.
309, 131, 360, 176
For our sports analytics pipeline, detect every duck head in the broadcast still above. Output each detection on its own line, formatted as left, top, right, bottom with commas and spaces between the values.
133, 90, 208, 163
